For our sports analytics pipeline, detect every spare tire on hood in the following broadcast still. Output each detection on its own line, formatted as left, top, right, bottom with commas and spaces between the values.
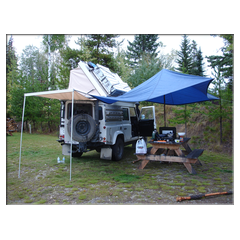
67, 114, 97, 142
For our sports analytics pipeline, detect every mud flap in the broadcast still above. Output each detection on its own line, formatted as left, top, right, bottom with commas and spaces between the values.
62, 144, 70, 155
100, 148, 112, 160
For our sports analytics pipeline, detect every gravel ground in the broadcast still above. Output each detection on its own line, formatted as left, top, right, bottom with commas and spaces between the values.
7, 159, 233, 205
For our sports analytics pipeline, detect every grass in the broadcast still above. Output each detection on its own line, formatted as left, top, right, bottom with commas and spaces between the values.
6, 133, 233, 205
113, 174, 141, 183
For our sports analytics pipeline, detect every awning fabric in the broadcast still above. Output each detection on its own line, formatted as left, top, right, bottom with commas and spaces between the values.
25, 89, 95, 101
92, 69, 219, 105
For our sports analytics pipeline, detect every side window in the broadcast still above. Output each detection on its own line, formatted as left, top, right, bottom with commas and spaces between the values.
99, 106, 103, 120
129, 107, 137, 117
60, 101, 65, 119
140, 107, 153, 119
122, 108, 129, 121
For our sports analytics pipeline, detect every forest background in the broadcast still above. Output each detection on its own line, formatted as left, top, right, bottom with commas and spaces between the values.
6, 34, 233, 153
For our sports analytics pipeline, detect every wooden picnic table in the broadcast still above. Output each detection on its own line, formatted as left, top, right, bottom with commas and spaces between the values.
134, 138, 204, 174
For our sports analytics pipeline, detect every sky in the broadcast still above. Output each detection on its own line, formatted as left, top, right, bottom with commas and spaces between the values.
7, 34, 225, 78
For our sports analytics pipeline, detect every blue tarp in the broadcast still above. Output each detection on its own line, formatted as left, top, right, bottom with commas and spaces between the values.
92, 69, 219, 105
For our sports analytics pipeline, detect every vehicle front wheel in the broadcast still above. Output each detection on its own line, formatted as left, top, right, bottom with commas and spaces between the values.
112, 137, 124, 161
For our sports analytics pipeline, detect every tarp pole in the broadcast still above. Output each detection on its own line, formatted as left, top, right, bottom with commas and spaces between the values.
185, 105, 187, 137
18, 95, 26, 178
164, 95, 166, 127
70, 89, 74, 181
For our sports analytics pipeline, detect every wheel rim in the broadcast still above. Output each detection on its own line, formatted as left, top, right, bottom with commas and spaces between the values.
75, 120, 90, 135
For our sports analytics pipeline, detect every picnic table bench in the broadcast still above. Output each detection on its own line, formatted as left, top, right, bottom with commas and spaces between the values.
133, 138, 204, 174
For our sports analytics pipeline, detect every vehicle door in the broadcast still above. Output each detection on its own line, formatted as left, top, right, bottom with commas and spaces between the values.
122, 107, 132, 142
138, 106, 156, 137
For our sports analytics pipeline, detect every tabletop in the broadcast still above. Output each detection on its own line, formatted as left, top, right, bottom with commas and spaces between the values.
135, 138, 203, 174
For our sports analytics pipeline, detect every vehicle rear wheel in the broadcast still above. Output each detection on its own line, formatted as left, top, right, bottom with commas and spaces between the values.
112, 137, 124, 161
72, 151, 83, 158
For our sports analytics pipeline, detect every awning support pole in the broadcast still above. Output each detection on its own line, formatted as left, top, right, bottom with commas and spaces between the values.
70, 90, 74, 181
18, 95, 26, 178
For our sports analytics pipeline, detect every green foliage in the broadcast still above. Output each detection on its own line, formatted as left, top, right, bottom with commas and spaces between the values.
205, 36, 233, 144
176, 35, 193, 74
8, 44, 60, 132
126, 34, 162, 67
169, 105, 191, 125
42, 35, 66, 52
6, 36, 17, 75
6, 43, 18, 117
219, 34, 233, 52
57, 46, 82, 89
127, 52, 175, 88
191, 40, 205, 76
206, 35, 233, 92
112, 48, 131, 82
85, 34, 120, 69
176, 35, 205, 76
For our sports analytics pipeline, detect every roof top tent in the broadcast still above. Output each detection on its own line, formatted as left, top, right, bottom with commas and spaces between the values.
68, 61, 131, 97
18, 60, 132, 181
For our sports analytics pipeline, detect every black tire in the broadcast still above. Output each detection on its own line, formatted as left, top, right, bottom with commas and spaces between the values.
112, 137, 124, 161
72, 151, 83, 158
67, 114, 96, 142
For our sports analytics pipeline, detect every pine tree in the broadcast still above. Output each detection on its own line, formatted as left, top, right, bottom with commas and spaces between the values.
175, 35, 193, 74
127, 51, 175, 88
112, 48, 131, 82
206, 35, 233, 92
190, 40, 205, 76
205, 35, 233, 144
126, 34, 162, 67
6, 36, 17, 75
85, 34, 120, 69
6, 36, 18, 117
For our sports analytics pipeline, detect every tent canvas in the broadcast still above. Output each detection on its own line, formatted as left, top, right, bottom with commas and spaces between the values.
68, 66, 103, 96
91, 69, 219, 105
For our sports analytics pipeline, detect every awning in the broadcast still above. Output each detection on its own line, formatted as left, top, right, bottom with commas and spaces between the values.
24, 89, 95, 101
92, 69, 219, 105
18, 89, 94, 182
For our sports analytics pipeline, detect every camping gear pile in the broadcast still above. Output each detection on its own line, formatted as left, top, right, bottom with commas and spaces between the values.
151, 127, 178, 143
6, 118, 17, 136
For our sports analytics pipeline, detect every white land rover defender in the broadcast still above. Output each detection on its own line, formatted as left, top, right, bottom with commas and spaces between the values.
57, 61, 156, 160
